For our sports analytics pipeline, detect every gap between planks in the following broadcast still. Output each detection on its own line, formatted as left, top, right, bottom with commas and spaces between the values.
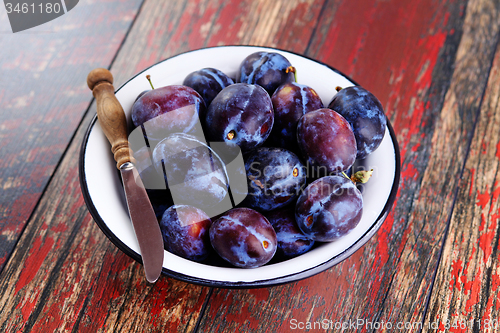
0, 0, 147, 292
416, 27, 500, 332
403, 8, 500, 333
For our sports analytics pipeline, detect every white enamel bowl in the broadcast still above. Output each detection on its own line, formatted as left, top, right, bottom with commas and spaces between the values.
79, 46, 400, 288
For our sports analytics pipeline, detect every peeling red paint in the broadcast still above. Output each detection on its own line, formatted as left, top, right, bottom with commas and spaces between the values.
1, 0, 482, 331
463, 267, 481, 314
479, 213, 488, 233
411, 141, 421, 152
492, 181, 500, 202
450, 259, 463, 291
376, 212, 395, 268
477, 188, 490, 210
469, 168, 475, 196
401, 162, 418, 182
15, 236, 55, 294
205, 0, 247, 45
0, 0, 144, 276
483, 272, 500, 320
198, 0, 459, 328
50, 222, 68, 234
496, 140, 500, 160
479, 217, 496, 263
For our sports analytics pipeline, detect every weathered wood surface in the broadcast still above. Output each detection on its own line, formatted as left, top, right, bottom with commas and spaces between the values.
0, 0, 143, 271
197, 0, 497, 331
425, 6, 500, 331
1, 0, 500, 332
0, 0, 326, 332
375, 0, 500, 331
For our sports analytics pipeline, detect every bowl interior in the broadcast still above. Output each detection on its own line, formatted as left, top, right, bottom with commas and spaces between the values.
80, 46, 399, 287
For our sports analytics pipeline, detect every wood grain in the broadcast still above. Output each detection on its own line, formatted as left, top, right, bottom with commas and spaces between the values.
424, 5, 500, 331
111, 0, 325, 84
195, 0, 500, 332
375, 0, 500, 330
0, 0, 327, 331
0, 108, 208, 332
0, 0, 143, 271
3, 0, 500, 331
88, 69, 134, 169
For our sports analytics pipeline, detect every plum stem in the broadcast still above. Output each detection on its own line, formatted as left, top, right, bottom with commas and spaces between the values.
341, 171, 351, 181
342, 169, 374, 184
146, 75, 155, 89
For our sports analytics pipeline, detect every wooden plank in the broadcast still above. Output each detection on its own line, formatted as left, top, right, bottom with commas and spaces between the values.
111, 0, 325, 83
0, 110, 209, 332
4, 0, 497, 331
424, 11, 500, 332
0, 0, 143, 271
195, 0, 500, 331
376, 0, 500, 329
0, 0, 327, 331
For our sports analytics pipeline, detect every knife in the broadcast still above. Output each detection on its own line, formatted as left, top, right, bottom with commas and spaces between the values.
87, 68, 164, 283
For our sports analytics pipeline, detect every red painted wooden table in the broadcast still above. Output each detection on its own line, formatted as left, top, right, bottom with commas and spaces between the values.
1, 0, 500, 331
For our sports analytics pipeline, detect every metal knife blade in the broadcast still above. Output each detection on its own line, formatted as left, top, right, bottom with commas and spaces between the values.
120, 162, 164, 283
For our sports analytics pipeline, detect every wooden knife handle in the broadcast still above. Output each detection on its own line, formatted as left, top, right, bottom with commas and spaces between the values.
87, 68, 134, 169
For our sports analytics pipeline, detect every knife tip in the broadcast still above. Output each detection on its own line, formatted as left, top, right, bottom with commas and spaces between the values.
146, 274, 160, 284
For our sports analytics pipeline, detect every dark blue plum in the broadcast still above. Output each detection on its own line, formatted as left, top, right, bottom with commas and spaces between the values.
152, 133, 231, 217
269, 82, 324, 151
150, 197, 173, 221
134, 145, 166, 189
328, 86, 386, 159
209, 208, 277, 268
266, 206, 314, 260
242, 147, 306, 211
128, 90, 151, 133
135, 89, 150, 102
131, 85, 206, 145
160, 205, 212, 262
295, 175, 363, 242
133, 145, 173, 219
205, 83, 274, 151
297, 108, 357, 174
183, 68, 234, 107
237, 51, 295, 96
